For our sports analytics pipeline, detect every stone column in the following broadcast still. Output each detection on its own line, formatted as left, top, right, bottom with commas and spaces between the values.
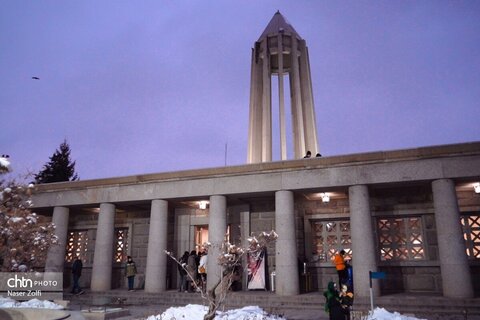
207, 195, 227, 291
91, 203, 116, 291
240, 206, 251, 291
275, 190, 299, 295
145, 200, 169, 292
298, 42, 319, 155
45, 207, 70, 272
247, 48, 264, 164
432, 179, 473, 298
261, 39, 272, 162
277, 33, 287, 161
349, 185, 378, 298
290, 37, 306, 159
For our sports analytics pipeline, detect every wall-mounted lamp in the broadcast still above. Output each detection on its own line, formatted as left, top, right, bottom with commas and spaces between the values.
474, 183, 480, 194
320, 193, 330, 203
198, 200, 209, 210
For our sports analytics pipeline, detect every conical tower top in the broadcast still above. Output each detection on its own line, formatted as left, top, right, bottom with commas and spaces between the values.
258, 11, 302, 41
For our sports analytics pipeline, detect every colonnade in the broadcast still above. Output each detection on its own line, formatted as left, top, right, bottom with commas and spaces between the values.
44, 179, 474, 298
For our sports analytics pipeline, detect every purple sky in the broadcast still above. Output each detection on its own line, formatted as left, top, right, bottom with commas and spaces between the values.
1, 1, 479, 181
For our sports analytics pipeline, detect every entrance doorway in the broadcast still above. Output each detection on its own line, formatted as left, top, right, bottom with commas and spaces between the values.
195, 225, 208, 252
194, 225, 231, 253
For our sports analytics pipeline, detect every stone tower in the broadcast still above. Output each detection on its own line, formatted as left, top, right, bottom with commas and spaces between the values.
247, 11, 319, 163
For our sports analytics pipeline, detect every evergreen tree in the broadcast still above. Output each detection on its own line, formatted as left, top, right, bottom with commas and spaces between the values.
35, 140, 79, 184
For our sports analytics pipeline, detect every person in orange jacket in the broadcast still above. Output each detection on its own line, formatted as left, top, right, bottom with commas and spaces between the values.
333, 250, 347, 287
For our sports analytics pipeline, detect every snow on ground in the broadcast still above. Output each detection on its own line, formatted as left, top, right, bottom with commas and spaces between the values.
146, 304, 286, 320
366, 307, 426, 320
0, 156, 11, 171
146, 305, 425, 320
0, 296, 63, 309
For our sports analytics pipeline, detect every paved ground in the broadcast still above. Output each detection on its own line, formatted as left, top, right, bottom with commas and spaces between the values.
68, 305, 329, 320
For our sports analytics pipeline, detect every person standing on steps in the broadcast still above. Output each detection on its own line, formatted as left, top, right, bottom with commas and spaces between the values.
198, 250, 208, 293
178, 251, 190, 292
71, 255, 84, 295
125, 256, 137, 291
186, 250, 198, 293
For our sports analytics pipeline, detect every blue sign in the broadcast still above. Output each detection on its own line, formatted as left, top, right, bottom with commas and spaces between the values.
370, 271, 386, 279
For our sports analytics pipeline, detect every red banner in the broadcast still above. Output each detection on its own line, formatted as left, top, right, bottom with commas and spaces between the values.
247, 249, 266, 290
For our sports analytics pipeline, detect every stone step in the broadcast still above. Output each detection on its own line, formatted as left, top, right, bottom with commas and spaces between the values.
65, 290, 480, 319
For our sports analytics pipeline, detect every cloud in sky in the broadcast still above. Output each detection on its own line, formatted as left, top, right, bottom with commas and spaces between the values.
1, 1, 479, 180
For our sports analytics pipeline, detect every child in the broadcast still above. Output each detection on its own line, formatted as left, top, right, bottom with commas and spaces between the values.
339, 284, 354, 320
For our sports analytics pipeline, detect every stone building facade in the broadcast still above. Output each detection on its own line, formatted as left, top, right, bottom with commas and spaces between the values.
30, 12, 480, 300
34, 142, 480, 298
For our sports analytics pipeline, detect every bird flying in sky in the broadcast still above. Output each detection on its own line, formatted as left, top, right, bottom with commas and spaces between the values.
32, 76, 40, 80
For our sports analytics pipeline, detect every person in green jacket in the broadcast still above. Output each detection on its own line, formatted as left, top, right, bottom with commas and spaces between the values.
324, 281, 344, 320
125, 256, 137, 291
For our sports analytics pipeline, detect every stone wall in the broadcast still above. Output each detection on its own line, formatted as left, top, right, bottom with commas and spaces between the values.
301, 185, 480, 295
366, 186, 441, 295
302, 186, 440, 294
300, 195, 349, 293
472, 265, 480, 293
379, 266, 442, 294
458, 188, 480, 295
65, 209, 152, 290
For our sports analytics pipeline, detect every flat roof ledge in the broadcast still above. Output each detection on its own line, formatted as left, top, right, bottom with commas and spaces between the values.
34, 141, 480, 192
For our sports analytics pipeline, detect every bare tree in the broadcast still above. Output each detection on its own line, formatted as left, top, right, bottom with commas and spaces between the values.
166, 230, 278, 320
0, 156, 58, 271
